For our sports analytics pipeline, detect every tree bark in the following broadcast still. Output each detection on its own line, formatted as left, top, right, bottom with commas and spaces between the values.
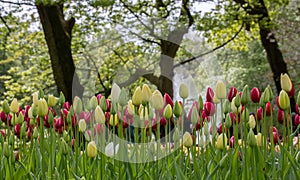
36, 3, 83, 103
234, 0, 295, 112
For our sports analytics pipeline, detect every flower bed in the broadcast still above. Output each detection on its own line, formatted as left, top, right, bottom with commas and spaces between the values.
0, 74, 300, 179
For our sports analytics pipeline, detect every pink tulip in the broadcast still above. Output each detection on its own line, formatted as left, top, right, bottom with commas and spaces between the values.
96, 94, 102, 104
230, 136, 234, 148
250, 87, 260, 103
228, 87, 237, 102
14, 124, 21, 138
63, 102, 70, 110
294, 114, 300, 126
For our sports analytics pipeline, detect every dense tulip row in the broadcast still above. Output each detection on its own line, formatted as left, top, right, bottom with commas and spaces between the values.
0, 73, 300, 179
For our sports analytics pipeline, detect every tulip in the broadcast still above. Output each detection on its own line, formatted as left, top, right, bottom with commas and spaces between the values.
14, 124, 21, 137
213, 96, 220, 104
164, 93, 173, 107
64, 101, 70, 110
231, 97, 242, 114
230, 136, 234, 148
10, 98, 19, 113
198, 95, 204, 110
173, 127, 180, 142
105, 142, 119, 157
183, 132, 193, 148
109, 114, 118, 126
4, 142, 10, 157
173, 101, 182, 118
78, 119, 87, 132
204, 102, 215, 116
119, 88, 129, 107
47, 95, 57, 107
132, 86, 143, 106
32, 92, 39, 106
141, 84, 152, 104
256, 107, 263, 121
222, 99, 231, 114
228, 87, 237, 102
265, 102, 272, 116
273, 132, 279, 144
203, 121, 209, 136
163, 104, 173, 120
250, 87, 260, 103
179, 83, 189, 99
280, 73, 292, 92
217, 123, 227, 134
127, 100, 135, 115
241, 108, 249, 122
241, 85, 250, 105
216, 81, 226, 99
206, 87, 214, 103
89, 96, 98, 110
191, 106, 199, 125
110, 83, 121, 103
2, 100, 10, 114
256, 133, 263, 146
249, 114, 256, 129
225, 113, 232, 128
160, 117, 167, 126
73, 96, 83, 114
87, 141, 98, 158
37, 99, 48, 117
278, 90, 290, 110
216, 133, 228, 150
99, 97, 107, 112
247, 129, 256, 147
294, 114, 300, 126
94, 105, 105, 124
151, 90, 164, 111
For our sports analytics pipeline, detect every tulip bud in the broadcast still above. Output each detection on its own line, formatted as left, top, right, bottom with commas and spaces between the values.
225, 113, 232, 128
234, 94, 241, 108
37, 99, 48, 117
179, 83, 189, 99
10, 98, 19, 113
183, 132, 193, 148
132, 86, 143, 106
263, 87, 271, 104
216, 81, 226, 99
278, 90, 290, 110
294, 114, 300, 126
151, 90, 164, 111
256, 107, 263, 121
38, 89, 44, 99
33, 127, 39, 138
204, 121, 209, 136
231, 97, 242, 114
267, 85, 274, 101
95, 106, 105, 124
73, 96, 83, 114
266, 102, 272, 116
58, 92, 65, 106
191, 106, 199, 125
241, 85, 250, 105
173, 101, 182, 118
98, 97, 107, 112
86, 141, 97, 158
280, 73, 292, 92
198, 95, 203, 110
256, 133, 263, 146
127, 100, 135, 115
228, 87, 237, 102
241, 108, 249, 123
4, 142, 10, 157
110, 83, 121, 103
89, 96, 98, 110
216, 133, 227, 150
78, 119, 87, 132
213, 96, 220, 104
296, 91, 300, 107
223, 99, 231, 114
48, 95, 57, 107
163, 104, 173, 119
48, 111, 54, 126
173, 127, 180, 142
249, 114, 256, 129
105, 142, 119, 157
109, 114, 118, 126
119, 88, 129, 107
206, 87, 214, 103
204, 102, 215, 116
20, 123, 26, 137
229, 136, 234, 148
164, 93, 173, 107
250, 87, 260, 103
141, 84, 152, 105
17, 113, 24, 124
247, 129, 256, 147
2, 100, 10, 114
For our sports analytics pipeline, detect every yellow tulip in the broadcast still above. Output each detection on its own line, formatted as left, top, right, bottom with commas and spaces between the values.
280, 73, 292, 92
132, 86, 142, 106
37, 98, 48, 117
179, 83, 189, 99
87, 141, 97, 158
48, 95, 57, 107
278, 90, 290, 110
141, 84, 152, 104
151, 90, 164, 110
10, 98, 19, 113
95, 105, 105, 124
183, 132, 193, 148
216, 133, 228, 150
216, 81, 226, 99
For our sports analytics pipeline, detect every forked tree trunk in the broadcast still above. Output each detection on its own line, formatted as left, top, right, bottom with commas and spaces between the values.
36, 3, 83, 102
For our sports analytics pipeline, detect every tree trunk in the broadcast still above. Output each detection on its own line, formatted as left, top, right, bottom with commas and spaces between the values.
36, 3, 83, 103
234, 0, 296, 112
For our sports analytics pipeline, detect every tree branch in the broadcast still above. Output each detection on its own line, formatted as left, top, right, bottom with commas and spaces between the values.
0, 16, 12, 33
0, 0, 34, 6
174, 23, 244, 68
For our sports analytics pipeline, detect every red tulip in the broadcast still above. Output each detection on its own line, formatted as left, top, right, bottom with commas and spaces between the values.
230, 136, 234, 148
266, 102, 273, 116
195, 119, 204, 130
202, 109, 210, 122
164, 93, 174, 108
294, 114, 300, 126
256, 107, 263, 121
204, 102, 215, 116
288, 82, 295, 97
14, 124, 21, 137
160, 117, 167, 126
106, 99, 111, 112
0, 111, 6, 123
273, 132, 279, 144
217, 123, 227, 134
63, 102, 70, 110
206, 87, 214, 103
250, 87, 260, 103
272, 126, 278, 133
277, 109, 284, 124
27, 129, 31, 139
228, 87, 238, 102
229, 112, 240, 124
